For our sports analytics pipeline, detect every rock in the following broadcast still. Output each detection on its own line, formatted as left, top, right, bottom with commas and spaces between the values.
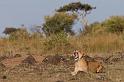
0, 56, 7, 62
104, 53, 124, 64
22, 55, 37, 65
43, 54, 66, 65
14, 54, 22, 58
0, 63, 5, 68
0, 63, 6, 71
2, 75, 7, 79
55, 80, 64, 82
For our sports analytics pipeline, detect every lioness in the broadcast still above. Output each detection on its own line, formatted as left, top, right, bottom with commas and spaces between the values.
71, 50, 103, 75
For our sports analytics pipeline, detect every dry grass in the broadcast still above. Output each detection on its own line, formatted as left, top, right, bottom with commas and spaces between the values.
1, 33, 124, 56
70, 33, 124, 53
0, 37, 45, 56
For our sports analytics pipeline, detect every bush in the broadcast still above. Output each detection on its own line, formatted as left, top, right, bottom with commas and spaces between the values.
85, 16, 124, 35
81, 22, 105, 35
42, 12, 77, 36
3, 27, 19, 35
43, 32, 70, 54
8, 28, 30, 41
103, 16, 124, 33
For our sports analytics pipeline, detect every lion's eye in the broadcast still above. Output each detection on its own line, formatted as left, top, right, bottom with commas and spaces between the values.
74, 52, 78, 56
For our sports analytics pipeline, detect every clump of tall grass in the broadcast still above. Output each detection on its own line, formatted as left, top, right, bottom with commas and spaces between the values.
0, 29, 45, 56
70, 33, 124, 53
1, 31, 124, 56
43, 32, 72, 54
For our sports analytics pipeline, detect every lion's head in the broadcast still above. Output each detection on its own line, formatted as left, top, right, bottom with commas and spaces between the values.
72, 50, 86, 61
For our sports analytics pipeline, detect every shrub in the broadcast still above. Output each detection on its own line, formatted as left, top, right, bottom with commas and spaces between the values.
103, 16, 124, 33
42, 12, 76, 36
43, 32, 70, 54
85, 22, 107, 35
3, 27, 19, 35
8, 28, 30, 41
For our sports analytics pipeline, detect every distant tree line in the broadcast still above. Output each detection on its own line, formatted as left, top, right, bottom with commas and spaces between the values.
3, 2, 124, 37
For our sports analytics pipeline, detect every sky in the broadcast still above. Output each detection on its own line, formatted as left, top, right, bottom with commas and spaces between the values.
0, 0, 124, 34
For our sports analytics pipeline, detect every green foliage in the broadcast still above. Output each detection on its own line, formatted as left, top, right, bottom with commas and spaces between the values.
3, 27, 19, 35
85, 22, 106, 34
103, 16, 124, 33
9, 28, 30, 40
57, 2, 95, 12
42, 12, 77, 36
84, 16, 124, 35
43, 32, 70, 52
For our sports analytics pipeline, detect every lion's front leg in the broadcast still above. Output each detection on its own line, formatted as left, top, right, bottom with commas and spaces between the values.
71, 66, 79, 76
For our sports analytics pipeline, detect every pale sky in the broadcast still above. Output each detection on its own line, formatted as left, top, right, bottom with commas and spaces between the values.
0, 0, 124, 34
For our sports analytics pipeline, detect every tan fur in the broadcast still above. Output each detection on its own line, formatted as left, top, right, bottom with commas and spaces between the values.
71, 58, 88, 75
71, 50, 103, 75
87, 61, 103, 73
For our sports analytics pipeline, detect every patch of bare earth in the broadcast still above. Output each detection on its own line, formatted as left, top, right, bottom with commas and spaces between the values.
0, 53, 123, 82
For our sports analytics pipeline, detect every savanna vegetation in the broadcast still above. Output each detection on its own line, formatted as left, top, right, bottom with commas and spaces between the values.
0, 2, 124, 56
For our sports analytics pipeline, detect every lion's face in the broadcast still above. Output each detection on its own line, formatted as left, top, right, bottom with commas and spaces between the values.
72, 50, 79, 61
72, 50, 85, 61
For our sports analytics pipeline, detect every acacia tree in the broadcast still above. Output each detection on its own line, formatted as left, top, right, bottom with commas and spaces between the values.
57, 2, 96, 32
